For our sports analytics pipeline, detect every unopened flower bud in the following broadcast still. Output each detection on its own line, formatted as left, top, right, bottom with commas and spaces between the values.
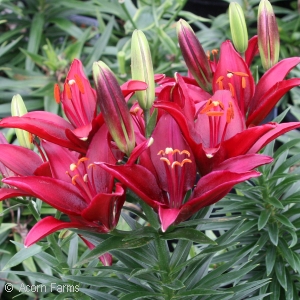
93, 61, 135, 156
11, 94, 33, 149
117, 51, 126, 78
176, 19, 212, 92
131, 30, 155, 110
258, 0, 280, 70
229, 2, 248, 54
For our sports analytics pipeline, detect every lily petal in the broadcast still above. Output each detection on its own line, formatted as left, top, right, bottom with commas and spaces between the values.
25, 216, 83, 247
158, 206, 181, 232
3, 176, 87, 215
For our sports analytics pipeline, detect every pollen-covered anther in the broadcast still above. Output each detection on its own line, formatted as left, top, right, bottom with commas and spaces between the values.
54, 84, 61, 103
171, 158, 192, 168
206, 50, 210, 60
206, 111, 224, 117
242, 77, 247, 89
74, 74, 85, 94
216, 76, 224, 90
88, 163, 96, 169
71, 174, 79, 185
228, 82, 235, 97
68, 79, 76, 85
227, 71, 249, 77
65, 83, 72, 100
83, 174, 88, 182
226, 101, 234, 123
70, 163, 77, 171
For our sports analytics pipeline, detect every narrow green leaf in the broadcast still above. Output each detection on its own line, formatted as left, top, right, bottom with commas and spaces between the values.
122, 226, 156, 241
26, 13, 44, 71
265, 196, 284, 209
270, 277, 281, 300
50, 18, 83, 38
157, 27, 177, 54
265, 245, 276, 276
278, 238, 296, 271
0, 223, 16, 235
275, 214, 296, 229
75, 236, 152, 266
249, 232, 268, 259
275, 259, 287, 291
84, 16, 115, 73
80, 288, 119, 300
0, 35, 23, 57
161, 228, 216, 244
2, 244, 48, 270
162, 279, 185, 290
119, 291, 164, 300
268, 222, 279, 246
258, 209, 271, 230
274, 153, 300, 175
175, 288, 231, 298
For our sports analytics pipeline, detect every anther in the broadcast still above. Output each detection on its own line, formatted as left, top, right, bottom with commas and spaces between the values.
54, 84, 61, 103
212, 49, 218, 56
165, 148, 174, 155
83, 174, 88, 182
74, 74, 85, 94
206, 50, 210, 60
72, 174, 79, 185
88, 163, 96, 169
228, 82, 235, 97
242, 77, 247, 89
65, 83, 72, 100
78, 157, 88, 165
206, 111, 224, 117
70, 163, 77, 171
160, 157, 171, 165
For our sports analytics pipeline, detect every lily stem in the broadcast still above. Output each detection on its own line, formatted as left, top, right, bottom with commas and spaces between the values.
120, 2, 137, 30
144, 108, 150, 138
154, 234, 173, 299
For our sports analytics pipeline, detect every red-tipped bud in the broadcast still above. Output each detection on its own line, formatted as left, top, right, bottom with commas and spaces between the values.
177, 19, 212, 92
257, 0, 280, 70
93, 61, 135, 156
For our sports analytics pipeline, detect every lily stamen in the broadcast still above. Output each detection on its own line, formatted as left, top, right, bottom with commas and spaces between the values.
74, 74, 85, 94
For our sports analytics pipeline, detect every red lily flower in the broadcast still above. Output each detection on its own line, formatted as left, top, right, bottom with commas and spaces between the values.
176, 20, 300, 125
0, 60, 147, 153
97, 114, 272, 232
0, 132, 50, 201
155, 76, 300, 175
2, 125, 126, 249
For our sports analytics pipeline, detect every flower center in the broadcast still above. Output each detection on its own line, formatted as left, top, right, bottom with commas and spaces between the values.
200, 98, 234, 152
157, 148, 192, 208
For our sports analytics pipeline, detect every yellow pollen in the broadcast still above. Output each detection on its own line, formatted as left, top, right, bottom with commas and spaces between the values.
165, 147, 174, 155
68, 79, 76, 85
72, 174, 79, 185
70, 163, 77, 171
160, 157, 171, 165
83, 174, 88, 182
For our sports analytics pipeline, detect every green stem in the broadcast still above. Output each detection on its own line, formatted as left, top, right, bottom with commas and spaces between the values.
162, 0, 188, 30
144, 109, 150, 138
154, 234, 173, 299
120, 2, 137, 30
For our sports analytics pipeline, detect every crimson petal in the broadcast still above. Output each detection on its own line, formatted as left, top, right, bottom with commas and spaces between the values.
3, 176, 87, 215
25, 216, 84, 247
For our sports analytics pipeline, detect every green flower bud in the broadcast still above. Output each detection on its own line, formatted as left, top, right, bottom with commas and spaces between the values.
131, 30, 155, 110
229, 2, 248, 54
117, 51, 126, 78
258, 0, 280, 70
11, 94, 33, 149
